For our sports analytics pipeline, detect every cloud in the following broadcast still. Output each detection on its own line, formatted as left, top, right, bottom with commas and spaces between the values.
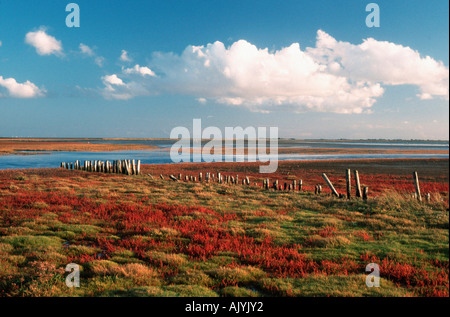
79, 43, 94, 56
25, 27, 63, 56
307, 30, 449, 101
101, 74, 148, 100
123, 65, 156, 77
102, 74, 125, 86
120, 50, 132, 62
0, 75, 46, 98
100, 30, 448, 113
79, 43, 105, 67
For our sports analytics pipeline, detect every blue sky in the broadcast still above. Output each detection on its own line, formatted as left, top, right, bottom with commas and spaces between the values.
0, 0, 448, 139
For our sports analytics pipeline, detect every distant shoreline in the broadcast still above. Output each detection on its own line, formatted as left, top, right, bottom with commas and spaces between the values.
0, 137, 448, 143
0, 139, 158, 156
1, 138, 448, 157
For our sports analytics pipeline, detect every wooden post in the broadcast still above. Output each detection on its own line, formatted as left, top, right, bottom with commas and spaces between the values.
246, 176, 250, 185
299, 179, 303, 191
199, 172, 202, 182
169, 175, 178, 181
413, 171, 422, 202
354, 170, 362, 198
425, 193, 431, 202
136, 160, 141, 175
318, 185, 322, 195
346, 169, 351, 199
132, 160, 136, 175
363, 186, 369, 201
293, 180, 297, 191
322, 173, 339, 197
178, 173, 182, 180
160, 174, 164, 180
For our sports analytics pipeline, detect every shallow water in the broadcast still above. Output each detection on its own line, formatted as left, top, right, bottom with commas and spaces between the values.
0, 147, 448, 170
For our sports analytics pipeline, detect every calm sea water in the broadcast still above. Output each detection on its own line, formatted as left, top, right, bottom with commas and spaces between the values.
0, 140, 448, 170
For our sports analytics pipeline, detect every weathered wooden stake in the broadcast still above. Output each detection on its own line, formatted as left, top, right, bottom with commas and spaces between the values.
363, 186, 369, 201
346, 169, 351, 199
132, 160, 136, 175
413, 171, 422, 202
322, 173, 339, 197
354, 170, 362, 198
299, 179, 303, 191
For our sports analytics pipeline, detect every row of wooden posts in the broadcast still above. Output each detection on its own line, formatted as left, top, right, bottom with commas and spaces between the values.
60, 159, 141, 175
158, 170, 372, 200
161, 169, 428, 202
60, 161, 429, 202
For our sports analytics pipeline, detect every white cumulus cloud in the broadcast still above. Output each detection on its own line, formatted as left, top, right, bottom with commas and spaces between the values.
25, 27, 63, 56
123, 65, 156, 77
120, 50, 132, 62
0, 76, 46, 98
307, 30, 449, 101
100, 30, 448, 113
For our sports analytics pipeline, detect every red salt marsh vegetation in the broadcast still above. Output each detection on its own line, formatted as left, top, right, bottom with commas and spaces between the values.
0, 158, 448, 297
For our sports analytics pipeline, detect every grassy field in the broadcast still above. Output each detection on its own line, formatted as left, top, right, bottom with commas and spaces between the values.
0, 159, 448, 297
